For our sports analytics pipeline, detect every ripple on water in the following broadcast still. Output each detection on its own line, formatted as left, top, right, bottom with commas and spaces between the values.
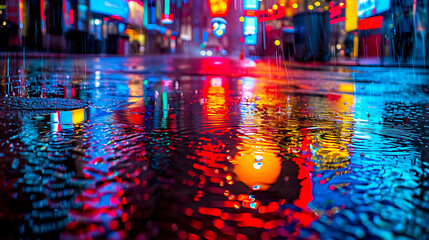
0, 71, 428, 239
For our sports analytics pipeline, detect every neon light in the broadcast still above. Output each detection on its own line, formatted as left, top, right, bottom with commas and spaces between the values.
211, 17, 227, 38
161, 14, 174, 24
357, 0, 390, 19
243, 17, 257, 35
243, 0, 259, 45
162, 92, 168, 110
207, 0, 231, 17
194, 26, 199, 43
245, 34, 257, 45
40, 0, 45, 20
329, 2, 345, 24
118, 22, 125, 33
243, 5, 286, 22
345, 0, 358, 32
244, 10, 257, 16
358, 16, 383, 30
110, 15, 125, 20
19, 0, 23, 25
146, 24, 178, 36
203, 31, 208, 43
62, 0, 66, 16
69, 9, 73, 25
330, 17, 345, 24
329, 2, 345, 15
151, 5, 155, 23
89, 0, 129, 19
244, 0, 258, 10
164, 0, 170, 15
143, 0, 148, 26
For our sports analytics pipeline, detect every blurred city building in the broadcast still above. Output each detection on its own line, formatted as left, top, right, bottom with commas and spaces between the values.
0, 0, 427, 62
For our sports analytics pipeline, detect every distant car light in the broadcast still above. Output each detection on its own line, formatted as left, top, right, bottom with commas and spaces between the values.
200, 50, 206, 56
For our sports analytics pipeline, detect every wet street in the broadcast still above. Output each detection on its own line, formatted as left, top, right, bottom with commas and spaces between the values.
0, 56, 429, 240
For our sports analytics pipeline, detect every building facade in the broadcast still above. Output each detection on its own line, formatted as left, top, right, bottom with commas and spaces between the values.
1, 0, 199, 54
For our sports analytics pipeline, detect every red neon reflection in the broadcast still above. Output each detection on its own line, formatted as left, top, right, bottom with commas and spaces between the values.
358, 16, 383, 30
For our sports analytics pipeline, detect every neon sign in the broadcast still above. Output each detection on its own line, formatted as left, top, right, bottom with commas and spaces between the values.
243, 17, 257, 35
244, 0, 258, 9
207, 0, 231, 17
162, 0, 174, 23
244, 5, 285, 22
211, 17, 227, 38
89, 0, 129, 19
345, 0, 358, 31
358, 16, 383, 30
357, 0, 390, 19
243, 17, 257, 45
161, 14, 174, 24
329, 2, 345, 25
243, 0, 259, 45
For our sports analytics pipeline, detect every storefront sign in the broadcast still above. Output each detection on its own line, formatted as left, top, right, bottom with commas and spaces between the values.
358, 16, 383, 30
243, 17, 257, 45
244, 5, 286, 22
357, 0, 390, 19
90, 0, 129, 20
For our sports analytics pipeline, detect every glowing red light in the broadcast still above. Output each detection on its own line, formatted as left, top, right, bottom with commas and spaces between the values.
329, 2, 346, 24
62, 0, 66, 15
330, 17, 345, 24
40, 0, 45, 21
69, 9, 73, 25
161, 14, 174, 24
110, 15, 124, 20
358, 16, 383, 30
198, 207, 222, 217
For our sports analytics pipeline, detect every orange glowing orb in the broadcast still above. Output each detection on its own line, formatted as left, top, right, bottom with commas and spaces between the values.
233, 143, 282, 191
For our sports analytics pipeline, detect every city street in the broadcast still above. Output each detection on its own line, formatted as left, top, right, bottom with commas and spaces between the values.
0, 55, 428, 239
